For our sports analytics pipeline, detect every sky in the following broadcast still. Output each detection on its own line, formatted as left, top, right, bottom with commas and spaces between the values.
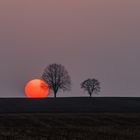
0, 0, 140, 97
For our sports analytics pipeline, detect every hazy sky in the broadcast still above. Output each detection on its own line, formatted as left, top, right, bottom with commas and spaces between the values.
0, 0, 140, 97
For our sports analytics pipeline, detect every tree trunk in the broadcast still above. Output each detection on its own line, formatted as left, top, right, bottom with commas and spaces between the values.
54, 92, 57, 98
89, 93, 92, 97
54, 88, 58, 98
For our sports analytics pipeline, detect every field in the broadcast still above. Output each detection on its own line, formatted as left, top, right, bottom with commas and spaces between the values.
0, 97, 140, 113
0, 113, 140, 140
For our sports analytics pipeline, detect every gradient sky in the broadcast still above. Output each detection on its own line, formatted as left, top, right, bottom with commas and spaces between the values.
0, 0, 140, 97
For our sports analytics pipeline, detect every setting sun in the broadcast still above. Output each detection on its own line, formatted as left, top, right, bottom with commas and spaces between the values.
25, 79, 49, 98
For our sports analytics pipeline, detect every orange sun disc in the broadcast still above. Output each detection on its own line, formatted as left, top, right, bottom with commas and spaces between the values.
25, 79, 49, 98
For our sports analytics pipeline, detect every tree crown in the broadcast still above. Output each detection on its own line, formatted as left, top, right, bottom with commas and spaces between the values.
81, 78, 100, 96
42, 63, 71, 95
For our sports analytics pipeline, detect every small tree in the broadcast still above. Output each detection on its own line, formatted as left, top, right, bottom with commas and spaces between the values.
81, 78, 100, 97
42, 63, 71, 98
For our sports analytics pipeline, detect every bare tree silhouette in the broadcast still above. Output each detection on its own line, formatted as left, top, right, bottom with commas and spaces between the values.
81, 78, 100, 97
42, 63, 71, 98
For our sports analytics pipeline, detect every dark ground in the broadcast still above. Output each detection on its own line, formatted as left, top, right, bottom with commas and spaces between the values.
0, 97, 140, 113
0, 113, 140, 140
